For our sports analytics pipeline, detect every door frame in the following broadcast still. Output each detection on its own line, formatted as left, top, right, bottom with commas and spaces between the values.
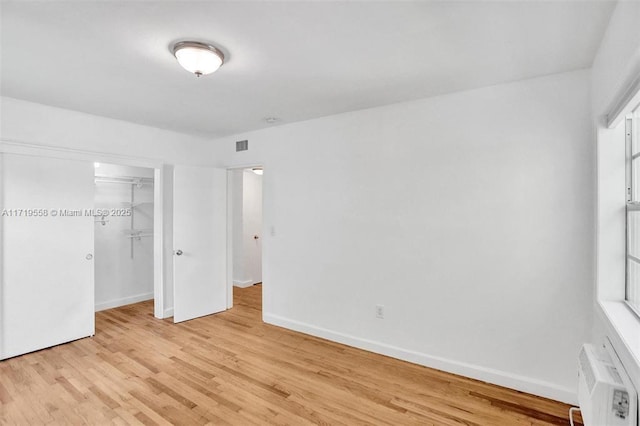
226, 164, 264, 310
0, 140, 167, 319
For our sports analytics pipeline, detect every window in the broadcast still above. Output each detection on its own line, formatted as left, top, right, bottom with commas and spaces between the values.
626, 106, 640, 315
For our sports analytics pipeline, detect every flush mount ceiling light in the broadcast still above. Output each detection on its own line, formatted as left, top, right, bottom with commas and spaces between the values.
171, 41, 224, 77
252, 167, 263, 175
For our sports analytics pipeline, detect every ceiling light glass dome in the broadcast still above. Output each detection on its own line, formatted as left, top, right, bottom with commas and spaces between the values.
171, 41, 224, 77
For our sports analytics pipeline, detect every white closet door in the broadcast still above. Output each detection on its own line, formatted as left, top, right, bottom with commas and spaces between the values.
0, 153, 94, 360
173, 165, 227, 323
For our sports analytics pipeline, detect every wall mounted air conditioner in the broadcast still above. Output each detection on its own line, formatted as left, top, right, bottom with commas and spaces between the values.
578, 339, 637, 426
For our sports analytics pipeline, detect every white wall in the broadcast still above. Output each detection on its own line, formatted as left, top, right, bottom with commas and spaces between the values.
232, 169, 263, 287
212, 70, 594, 403
590, 1, 640, 392
94, 164, 154, 311
0, 97, 219, 166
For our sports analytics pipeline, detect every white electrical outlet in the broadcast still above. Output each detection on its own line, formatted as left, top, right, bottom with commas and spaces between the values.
375, 305, 384, 319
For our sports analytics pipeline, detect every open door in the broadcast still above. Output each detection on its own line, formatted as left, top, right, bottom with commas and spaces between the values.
173, 165, 227, 323
0, 153, 95, 360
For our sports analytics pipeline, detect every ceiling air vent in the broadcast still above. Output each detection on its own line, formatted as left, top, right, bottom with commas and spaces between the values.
236, 140, 248, 152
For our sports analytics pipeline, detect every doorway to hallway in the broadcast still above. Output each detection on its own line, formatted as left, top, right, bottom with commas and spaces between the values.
229, 166, 263, 308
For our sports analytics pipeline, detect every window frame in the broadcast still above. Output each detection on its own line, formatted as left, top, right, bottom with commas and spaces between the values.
625, 111, 640, 317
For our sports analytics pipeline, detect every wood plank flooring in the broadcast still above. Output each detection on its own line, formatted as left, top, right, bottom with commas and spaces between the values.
0, 284, 582, 425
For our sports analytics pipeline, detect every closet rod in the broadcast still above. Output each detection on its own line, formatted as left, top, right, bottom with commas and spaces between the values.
94, 176, 154, 186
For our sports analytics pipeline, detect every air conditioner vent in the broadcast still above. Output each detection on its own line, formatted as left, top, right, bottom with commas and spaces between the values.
236, 140, 248, 152
579, 346, 596, 392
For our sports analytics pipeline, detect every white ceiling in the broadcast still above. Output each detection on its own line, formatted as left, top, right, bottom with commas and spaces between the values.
1, 1, 615, 139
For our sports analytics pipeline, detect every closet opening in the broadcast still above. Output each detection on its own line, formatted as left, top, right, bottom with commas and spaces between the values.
94, 162, 155, 313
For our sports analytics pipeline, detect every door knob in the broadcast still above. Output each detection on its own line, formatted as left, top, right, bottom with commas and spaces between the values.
175, 249, 183, 256
254, 235, 259, 240
86, 253, 93, 260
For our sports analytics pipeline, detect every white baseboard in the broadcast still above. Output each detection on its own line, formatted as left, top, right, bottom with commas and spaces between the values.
95, 292, 153, 312
163, 307, 174, 318
263, 312, 577, 405
233, 280, 255, 288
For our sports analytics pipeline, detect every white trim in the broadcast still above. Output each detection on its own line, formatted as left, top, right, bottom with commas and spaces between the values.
153, 167, 164, 319
95, 292, 154, 312
264, 312, 578, 405
607, 74, 640, 129
164, 307, 174, 318
226, 170, 234, 309
606, 47, 640, 129
596, 44, 640, 401
597, 302, 640, 392
0, 153, 4, 358
226, 164, 266, 310
0, 139, 163, 169
233, 280, 255, 288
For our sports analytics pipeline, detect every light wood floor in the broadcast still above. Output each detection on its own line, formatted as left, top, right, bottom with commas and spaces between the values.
0, 284, 582, 425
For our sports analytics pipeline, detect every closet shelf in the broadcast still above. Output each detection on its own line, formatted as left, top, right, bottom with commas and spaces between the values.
123, 228, 153, 235
124, 229, 153, 240
93, 201, 152, 210
130, 201, 153, 208
125, 233, 153, 239
95, 173, 154, 257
